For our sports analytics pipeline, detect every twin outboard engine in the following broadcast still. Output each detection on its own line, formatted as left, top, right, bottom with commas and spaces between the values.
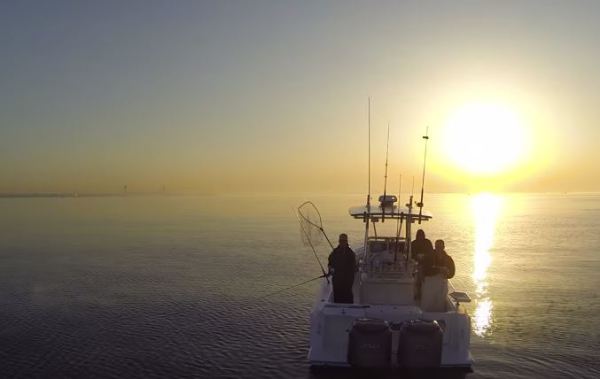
396, 320, 443, 368
348, 318, 392, 368
348, 318, 443, 369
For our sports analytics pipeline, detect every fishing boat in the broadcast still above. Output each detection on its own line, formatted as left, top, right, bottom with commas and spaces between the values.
300, 196, 472, 369
298, 117, 473, 369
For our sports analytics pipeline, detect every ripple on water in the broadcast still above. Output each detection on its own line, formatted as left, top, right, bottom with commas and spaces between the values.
1, 194, 600, 378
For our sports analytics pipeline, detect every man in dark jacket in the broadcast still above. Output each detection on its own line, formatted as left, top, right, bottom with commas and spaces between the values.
328, 233, 357, 304
411, 229, 434, 263
412, 229, 434, 299
433, 240, 456, 279
429, 239, 455, 279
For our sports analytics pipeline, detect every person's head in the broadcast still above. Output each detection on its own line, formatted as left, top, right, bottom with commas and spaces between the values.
415, 229, 426, 241
338, 233, 348, 245
435, 239, 445, 252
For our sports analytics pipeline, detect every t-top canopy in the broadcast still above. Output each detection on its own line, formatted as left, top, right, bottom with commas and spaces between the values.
349, 205, 432, 221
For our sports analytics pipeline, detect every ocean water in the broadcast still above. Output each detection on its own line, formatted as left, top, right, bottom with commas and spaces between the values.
0, 193, 599, 378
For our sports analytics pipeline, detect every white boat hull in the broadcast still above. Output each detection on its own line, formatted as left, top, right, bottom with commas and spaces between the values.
308, 278, 472, 368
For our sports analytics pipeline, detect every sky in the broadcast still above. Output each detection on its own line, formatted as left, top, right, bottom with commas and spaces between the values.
1, 0, 599, 194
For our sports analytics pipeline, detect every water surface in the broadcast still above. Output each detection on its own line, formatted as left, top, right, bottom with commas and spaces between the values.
0, 193, 599, 378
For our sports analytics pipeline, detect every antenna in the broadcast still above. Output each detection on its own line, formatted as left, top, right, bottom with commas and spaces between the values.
367, 97, 371, 211
417, 126, 430, 224
382, 122, 390, 222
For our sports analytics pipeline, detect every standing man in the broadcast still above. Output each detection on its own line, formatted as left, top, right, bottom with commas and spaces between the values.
328, 233, 357, 304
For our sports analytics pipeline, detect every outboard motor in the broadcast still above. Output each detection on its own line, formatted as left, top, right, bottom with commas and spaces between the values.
348, 318, 391, 368
397, 320, 443, 368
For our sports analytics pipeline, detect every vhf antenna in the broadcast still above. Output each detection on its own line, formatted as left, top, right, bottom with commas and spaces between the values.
417, 126, 430, 224
382, 122, 390, 223
367, 97, 371, 214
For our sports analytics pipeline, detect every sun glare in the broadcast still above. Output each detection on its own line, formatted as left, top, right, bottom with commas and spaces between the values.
442, 102, 528, 176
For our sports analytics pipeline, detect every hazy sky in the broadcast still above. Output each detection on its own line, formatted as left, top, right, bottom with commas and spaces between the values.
2, 1, 599, 194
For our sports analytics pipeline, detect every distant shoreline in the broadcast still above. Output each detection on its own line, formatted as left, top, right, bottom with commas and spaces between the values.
0, 193, 174, 198
1, 191, 599, 199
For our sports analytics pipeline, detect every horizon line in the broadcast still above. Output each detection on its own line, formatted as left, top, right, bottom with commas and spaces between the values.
1, 190, 599, 199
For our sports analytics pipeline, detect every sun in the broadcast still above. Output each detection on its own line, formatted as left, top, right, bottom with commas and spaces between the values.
441, 102, 528, 176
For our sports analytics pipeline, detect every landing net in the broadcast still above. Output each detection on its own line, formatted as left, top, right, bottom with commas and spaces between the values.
297, 201, 325, 248
297, 201, 333, 279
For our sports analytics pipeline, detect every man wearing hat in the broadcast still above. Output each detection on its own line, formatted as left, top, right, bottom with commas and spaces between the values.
327, 233, 357, 303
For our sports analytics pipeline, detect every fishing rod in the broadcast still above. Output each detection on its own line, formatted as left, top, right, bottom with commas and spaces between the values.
382, 122, 390, 223
417, 127, 429, 224
406, 176, 415, 265
363, 97, 372, 262
258, 274, 327, 300
394, 173, 402, 263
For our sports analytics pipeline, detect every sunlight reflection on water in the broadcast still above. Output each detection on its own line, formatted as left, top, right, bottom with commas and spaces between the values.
470, 193, 502, 337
